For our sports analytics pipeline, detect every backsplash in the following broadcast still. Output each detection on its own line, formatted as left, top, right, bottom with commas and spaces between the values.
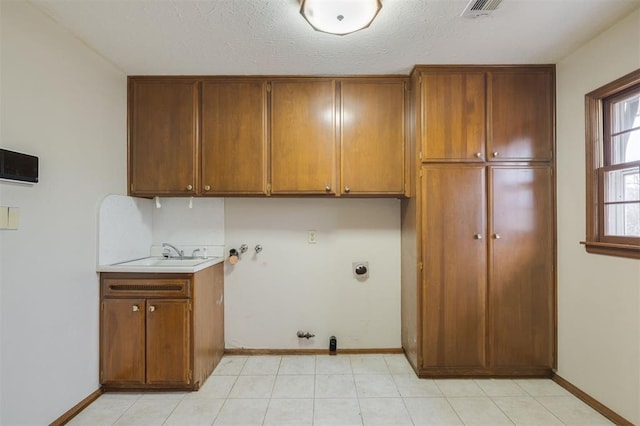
98, 194, 152, 265
98, 194, 225, 265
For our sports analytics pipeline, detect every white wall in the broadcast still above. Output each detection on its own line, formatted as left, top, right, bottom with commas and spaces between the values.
0, 1, 126, 424
556, 8, 640, 425
152, 197, 224, 249
224, 198, 401, 350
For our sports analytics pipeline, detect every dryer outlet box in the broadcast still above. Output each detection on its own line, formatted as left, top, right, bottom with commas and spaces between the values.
352, 261, 369, 279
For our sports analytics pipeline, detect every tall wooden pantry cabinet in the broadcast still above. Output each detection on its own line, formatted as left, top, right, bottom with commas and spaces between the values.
401, 65, 556, 377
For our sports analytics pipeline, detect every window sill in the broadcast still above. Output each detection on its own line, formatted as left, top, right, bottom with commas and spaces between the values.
581, 241, 640, 260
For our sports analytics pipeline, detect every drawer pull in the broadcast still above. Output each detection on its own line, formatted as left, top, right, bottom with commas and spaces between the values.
132, 305, 140, 312
109, 284, 183, 292
149, 305, 156, 312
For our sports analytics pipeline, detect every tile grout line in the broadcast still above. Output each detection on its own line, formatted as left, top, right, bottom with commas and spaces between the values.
515, 379, 570, 425
433, 380, 472, 426
109, 393, 142, 426
387, 356, 417, 425
345, 355, 365, 426
472, 381, 518, 426
214, 373, 241, 425
312, 355, 317, 425
213, 356, 246, 425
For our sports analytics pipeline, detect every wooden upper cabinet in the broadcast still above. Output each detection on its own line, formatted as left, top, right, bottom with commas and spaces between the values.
201, 79, 267, 195
129, 79, 199, 196
420, 71, 486, 162
340, 79, 405, 195
488, 166, 554, 369
270, 79, 337, 194
488, 69, 554, 161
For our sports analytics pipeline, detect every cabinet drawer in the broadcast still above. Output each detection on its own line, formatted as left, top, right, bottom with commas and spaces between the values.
102, 277, 190, 298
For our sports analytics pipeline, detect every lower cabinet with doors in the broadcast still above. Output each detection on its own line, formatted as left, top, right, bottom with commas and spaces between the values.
100, 263, 224, 390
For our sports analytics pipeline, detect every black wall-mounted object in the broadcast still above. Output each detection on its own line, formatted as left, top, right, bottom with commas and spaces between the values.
0, 149, 38, 183
329, 336, 337, 355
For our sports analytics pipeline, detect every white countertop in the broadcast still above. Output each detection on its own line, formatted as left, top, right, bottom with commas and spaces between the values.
97, 256, 223, 273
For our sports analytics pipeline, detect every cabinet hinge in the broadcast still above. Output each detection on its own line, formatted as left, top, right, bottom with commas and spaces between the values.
418, 262, 423, 271
189, 302, 192, 312
419, 169, 423, 178
419, 152, 423, 161
266, 183, 272, 195
130, 183, 134, 192
404, 81, 408, 91
189, 370, 193, 382
266, 83, 272, 93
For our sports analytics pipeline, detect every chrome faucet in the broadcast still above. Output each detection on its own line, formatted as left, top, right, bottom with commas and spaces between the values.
162, 242, 184, 259
191, 248, 201, 258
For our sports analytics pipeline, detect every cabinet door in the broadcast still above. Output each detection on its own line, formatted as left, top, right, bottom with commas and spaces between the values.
146, 299, 191, 385
421, 165, 487, 369
340, 80, 405, 195
488, 69, 554, 161
421, 72, 486, 162
129, 79, 199, 196
271, 80, 337, 194
101, 298, 145, 385
489, 166, 554, 368
201, 79, 267, 195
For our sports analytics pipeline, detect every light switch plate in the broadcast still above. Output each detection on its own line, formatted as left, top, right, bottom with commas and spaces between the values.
8, 207, 19, 230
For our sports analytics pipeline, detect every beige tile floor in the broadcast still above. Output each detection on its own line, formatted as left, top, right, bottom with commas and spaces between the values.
69, 354, 613, 425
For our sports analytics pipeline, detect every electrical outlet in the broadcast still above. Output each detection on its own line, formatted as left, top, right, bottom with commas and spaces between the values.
308, 230, 317, 244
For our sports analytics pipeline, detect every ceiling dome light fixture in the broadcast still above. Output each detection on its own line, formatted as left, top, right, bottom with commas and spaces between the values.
300, 0, 382, 36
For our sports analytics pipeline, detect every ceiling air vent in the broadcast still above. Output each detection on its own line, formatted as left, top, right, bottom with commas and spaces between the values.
461, 0, 503, 18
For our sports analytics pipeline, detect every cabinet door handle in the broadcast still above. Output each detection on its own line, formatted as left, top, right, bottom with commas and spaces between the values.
492, 152, 499, 158
493, 234, 501, 239
325, 184, 331, 192
474, 234, 483, 240
344, 186, 350, 193
475, 152, 482, 159
132, 305, 140, 312
149, 305, 156, 312
186, 184, 193, 191
204, 185, 211, 191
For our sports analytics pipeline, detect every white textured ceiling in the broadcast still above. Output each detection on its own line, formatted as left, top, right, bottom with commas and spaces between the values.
29, 0, 640, 76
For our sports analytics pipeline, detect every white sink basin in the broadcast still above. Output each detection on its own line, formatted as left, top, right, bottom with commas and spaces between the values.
115, 257, 209, 267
